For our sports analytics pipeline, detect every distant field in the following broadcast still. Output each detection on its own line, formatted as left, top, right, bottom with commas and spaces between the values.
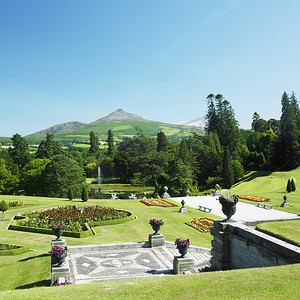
0, 120, 204, 145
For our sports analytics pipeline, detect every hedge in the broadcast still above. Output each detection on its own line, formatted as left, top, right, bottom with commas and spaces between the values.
8, 223, 94, 238
0, 243, 31, 256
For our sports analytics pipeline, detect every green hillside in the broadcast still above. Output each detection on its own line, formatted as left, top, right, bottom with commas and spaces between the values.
0, 120, 204, 146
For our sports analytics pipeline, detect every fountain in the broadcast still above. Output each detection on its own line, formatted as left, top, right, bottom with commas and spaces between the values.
98, 166, 101, 192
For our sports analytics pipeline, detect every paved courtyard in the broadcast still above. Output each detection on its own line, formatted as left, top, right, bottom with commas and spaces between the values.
170, 196, 300, 223
65, 196, 299, 284
67, 242, 211, 284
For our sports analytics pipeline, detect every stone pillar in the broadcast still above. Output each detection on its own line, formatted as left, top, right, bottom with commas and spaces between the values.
51, 239, 70, 285
210, 221, 231, 270
173, 256, 194, 274
148, 233, 165, 247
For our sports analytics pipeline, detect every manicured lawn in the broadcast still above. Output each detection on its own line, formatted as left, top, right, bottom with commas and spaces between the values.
0, 194, 221, 291
0, 263, 299, 299
229, 166, 300, 214
256, 220, 300, 247
1, 167, 300, 297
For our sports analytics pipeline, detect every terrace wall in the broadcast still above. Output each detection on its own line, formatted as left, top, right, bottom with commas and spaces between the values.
210, 221, 300, 270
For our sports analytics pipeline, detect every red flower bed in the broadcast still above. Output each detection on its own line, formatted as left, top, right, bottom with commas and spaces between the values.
238, 195, 270, 202
140, 199, 177, 207
18, 205, 129, 232
185, 217, 214, 233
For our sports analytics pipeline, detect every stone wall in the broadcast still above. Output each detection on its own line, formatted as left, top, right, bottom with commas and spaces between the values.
210, 221, 300, 270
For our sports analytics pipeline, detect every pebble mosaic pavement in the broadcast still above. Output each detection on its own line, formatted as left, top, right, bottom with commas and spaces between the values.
68, 246, 211, 284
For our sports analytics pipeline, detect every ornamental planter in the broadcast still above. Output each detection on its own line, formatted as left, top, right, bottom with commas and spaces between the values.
219, 195, 238, 221
52, 252, 67, 266
53, 227, 64, 241
151, 223, 161, 235
177, 246, 189, 258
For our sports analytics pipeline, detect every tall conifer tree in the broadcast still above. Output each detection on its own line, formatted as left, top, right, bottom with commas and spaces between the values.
273, 92, 300, 169
107, 129, 115, 158
222, 147, 234, 189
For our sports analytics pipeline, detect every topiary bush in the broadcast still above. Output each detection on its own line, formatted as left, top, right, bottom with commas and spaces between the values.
286, 179, 292, 193
81, 186, 88, 202
0, 200, 9, 221
68, 187, 74, 201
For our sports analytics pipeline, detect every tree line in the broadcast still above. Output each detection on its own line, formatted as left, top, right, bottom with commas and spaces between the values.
0, 91, 299, 198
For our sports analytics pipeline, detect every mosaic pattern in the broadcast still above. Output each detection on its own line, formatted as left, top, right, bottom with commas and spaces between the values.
68, 246, 211, 284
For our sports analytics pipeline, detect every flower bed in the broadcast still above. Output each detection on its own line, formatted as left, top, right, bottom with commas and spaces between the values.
16, 205, 132, 232
185, 217, 214, 233
140, 199, 177, 207
238, 195, 270, 202
8, 201, 23, 207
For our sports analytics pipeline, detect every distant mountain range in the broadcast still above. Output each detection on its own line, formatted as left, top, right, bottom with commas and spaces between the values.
4, 109, 205, 144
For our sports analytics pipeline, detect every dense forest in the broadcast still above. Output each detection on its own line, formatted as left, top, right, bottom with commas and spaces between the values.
1, 92, 299, 198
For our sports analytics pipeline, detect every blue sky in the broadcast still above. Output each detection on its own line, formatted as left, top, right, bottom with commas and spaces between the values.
1, 0, 300, 137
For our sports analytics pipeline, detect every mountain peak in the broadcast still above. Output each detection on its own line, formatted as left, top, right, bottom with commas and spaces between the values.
91, 109, 144, 124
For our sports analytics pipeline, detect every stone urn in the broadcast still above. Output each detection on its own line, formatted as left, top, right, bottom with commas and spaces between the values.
149, 219, 164, 235
151, 223, 161, 235
177, 246, 189, 258
53, 226, 64, 241
52, 252, 67, 266
219, 195, 238, 221
175, 238, 190, 258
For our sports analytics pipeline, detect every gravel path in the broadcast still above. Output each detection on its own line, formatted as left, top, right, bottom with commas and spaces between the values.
170, 196, 300, 223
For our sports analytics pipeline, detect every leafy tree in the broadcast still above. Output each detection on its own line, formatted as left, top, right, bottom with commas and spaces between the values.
84, 162, 98, 178
205, 94, 240, 158
222, 147, 234, 189
21, 158, 51, 196
178, 139, 190, 165
100, 157, 114, 178
41, 154, 85, 198
286, 179, 292, 193
0, 200, 9, 221
167, 158, 194, 196
89, 131, 99, 157
81, 186, 88, 201
232, 160, 244, 182
68, 187, 74, 201
8, 133, 30, 169
0, 159, 19, 194
157, 131, 169, 152
268, 119, 280, 135
35, 133, 63, 159
251, 113, 269, 132
273, 92, 300, 169
107, 129, 115, 158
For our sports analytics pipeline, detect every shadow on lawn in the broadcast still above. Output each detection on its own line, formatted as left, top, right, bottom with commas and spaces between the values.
18, 253, 49, 262
16, 279, 51, 289
236, 170, 273, 183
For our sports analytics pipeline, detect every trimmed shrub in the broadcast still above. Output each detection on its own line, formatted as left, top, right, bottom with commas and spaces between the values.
0, 243, 31, 256
286, 179, 292, 193
0, 200, 9, 221
8, 223, 94, 238
68, 187, 74, 201
81, 186, 88, 202
291, 179, 296, 192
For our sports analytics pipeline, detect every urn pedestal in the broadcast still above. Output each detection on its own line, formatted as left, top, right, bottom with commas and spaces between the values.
173, 256, 194, 274
148, 233, 165, 247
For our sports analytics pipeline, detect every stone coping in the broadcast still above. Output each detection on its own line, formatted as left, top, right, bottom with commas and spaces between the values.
67, 241, 211, 255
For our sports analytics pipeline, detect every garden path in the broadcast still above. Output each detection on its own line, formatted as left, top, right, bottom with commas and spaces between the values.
170, 196, 300, 223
